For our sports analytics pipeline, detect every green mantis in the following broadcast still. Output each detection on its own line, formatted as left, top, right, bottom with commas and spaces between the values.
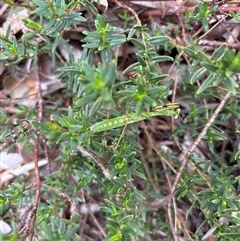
90, 103, 180, 133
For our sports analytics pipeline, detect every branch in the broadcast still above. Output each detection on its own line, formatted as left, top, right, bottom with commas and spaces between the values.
167, 91, 231, 238
26, 69, 44, 241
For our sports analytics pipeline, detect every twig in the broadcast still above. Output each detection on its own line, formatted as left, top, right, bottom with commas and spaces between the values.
0, 3, 8, 15
199, 40, 240, 50
42, 138, 51, 173
26, 69, 44, 241
199, 15, 227, 40
167, 91, 231, 238
112, 0, 141, 26
25, 181, 77, 218
163, 155, 178, 241
168, 199, 179, 241
0, 74, 28, 99
81, 190, 107, 238
140, 6, 240, 18
69, 177, 106, 239
178, 15, 190, 45
76, 145, 109, 178
41, 184, 77, 215
143, 126, 179, 240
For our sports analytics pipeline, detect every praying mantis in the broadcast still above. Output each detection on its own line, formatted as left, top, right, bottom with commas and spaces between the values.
90, 103, 180, 133
78, 103, 180, 176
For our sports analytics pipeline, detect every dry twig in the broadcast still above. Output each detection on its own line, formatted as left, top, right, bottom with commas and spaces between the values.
26, 69, 43, 241
167, 91, 231, 239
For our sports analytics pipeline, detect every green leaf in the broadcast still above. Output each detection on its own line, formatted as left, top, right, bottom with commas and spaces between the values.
211, 44, 226, 60
82, 42, 99, 49
202, 18, 209, 31
201, 62, 218, 72
148, 35, 171, 44
121, 214, 134, 223
230, 11, 240, 21
108, 232, 122, 241
235, 150, 240, 160
64, 13, 86, 22
230, 52, 240, 73
127, 27, 137, 40
122, 62, 140, 74
105, 61, 116, 85
197, 74, 215, 94
0, 201, 10, 215
89, 98, 103, 116
21, 18, 42, 31
143, 95, 156, 107
197, 51, 211, 63
151, 55, 174, 63
42, 222, 55, 240
52, 34, 61, 52
67, 106, 74, 121
223, 77, 238, 94
76, 93, 98, 107
0, 108, 8, 123
109, 38, 126, 47
136, 53, 146, 67
68, 125, 82, 133
129, 38, 145, 49
184, 47, 198, 59
63, 225, 79, 239
6, 24, 11, 38
190, 67, 207, 84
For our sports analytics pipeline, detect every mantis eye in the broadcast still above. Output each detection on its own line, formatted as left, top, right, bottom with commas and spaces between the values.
153, 102, 179, 112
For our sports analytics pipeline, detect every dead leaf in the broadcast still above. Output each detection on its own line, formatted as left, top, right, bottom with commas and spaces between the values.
0, 151, 23, 170
3, 75, 62, 106
1, 159, 48, 184
0, 220, 12, 235
0, 8, 29, 38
